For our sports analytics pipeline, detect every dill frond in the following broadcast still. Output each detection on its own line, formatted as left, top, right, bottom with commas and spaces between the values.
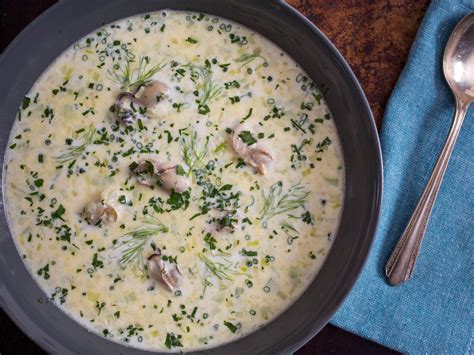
55, 125, 96, 164
113, 217, 168, 276
280, 220, 298, 235
198, 252, 235, 281
109, 56, 166, 91
260, 181, 309, 220
180, 131, 209, 176
235, 50, 268, 68
182, 63, 222, 107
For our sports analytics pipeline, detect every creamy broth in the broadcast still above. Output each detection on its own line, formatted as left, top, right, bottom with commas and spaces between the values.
4, 11, 344, 351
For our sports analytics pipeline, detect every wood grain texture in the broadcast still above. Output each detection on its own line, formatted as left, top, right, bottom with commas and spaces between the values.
287, 0, 430, 127
0, 0, 429, 354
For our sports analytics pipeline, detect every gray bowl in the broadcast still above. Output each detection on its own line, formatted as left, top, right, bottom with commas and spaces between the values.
0, 0, 382, 353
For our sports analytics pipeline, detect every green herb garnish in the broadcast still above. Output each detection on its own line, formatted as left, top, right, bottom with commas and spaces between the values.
204, 233, 218, 250
260, 181, 309, 220
185, 36, 198, 44
21, 96, 31, 110
165, 332, 183, 349
198, 252, 239, 281
224, 321, 238, 333
182, 62, 222, 112
281, 220, 298, 235
95, 301, 106, 315
113, 217, 168, 276
301, 211, 313, 224
235, 49, 268, 68
51, 204, 65, 220
166, 190, 191, 210
238, 131, 257, 145
180, 131, 209, 176
316, 137, 332, 153
55, 125, 95, 164
241, 249, 257, 257
37, 264, 50, 280
109, 56, 166, 91
92, 253, 104, 270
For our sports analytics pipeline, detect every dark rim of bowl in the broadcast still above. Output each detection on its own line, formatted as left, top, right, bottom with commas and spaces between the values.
0, 0, 383, 353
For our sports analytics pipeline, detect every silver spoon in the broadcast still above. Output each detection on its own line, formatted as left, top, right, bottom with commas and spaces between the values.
385, 12, 474, 286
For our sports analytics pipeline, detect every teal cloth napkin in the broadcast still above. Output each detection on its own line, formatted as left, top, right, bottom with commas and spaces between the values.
330, 0, 474, 353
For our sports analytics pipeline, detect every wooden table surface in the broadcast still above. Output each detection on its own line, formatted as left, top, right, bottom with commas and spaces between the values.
0, 0, 429, 353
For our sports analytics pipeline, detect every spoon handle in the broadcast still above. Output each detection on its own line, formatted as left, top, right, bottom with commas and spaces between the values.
385, 99, 469, 286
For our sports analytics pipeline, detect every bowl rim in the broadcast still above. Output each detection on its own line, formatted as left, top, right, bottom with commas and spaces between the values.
0, 0, 383, 353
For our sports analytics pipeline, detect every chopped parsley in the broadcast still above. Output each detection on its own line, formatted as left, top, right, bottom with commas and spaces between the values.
165, 332, 183, 349
185, 36, 198, 44
316, 137, 332, 153
37, 264, 50, 280
92, 253, 104, 270
51, 204, 65, 220
238, 131, 257, 145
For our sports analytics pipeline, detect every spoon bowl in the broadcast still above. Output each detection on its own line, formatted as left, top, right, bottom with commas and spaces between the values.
443, 12, 474, 103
